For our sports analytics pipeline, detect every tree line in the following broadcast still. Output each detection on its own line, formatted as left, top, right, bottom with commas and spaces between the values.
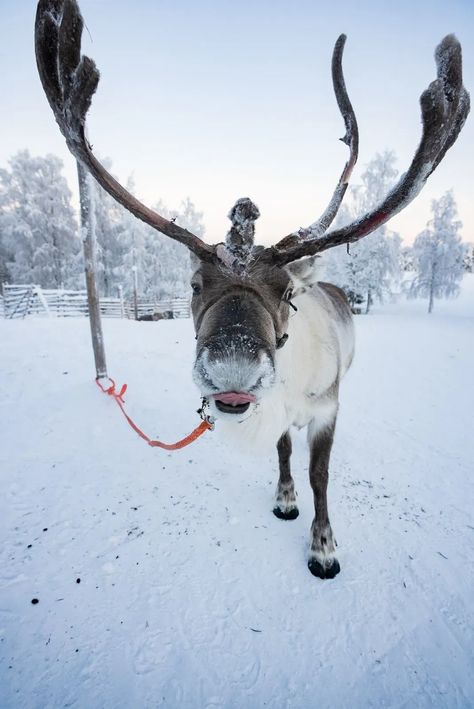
323, 151, 471, 313
0, 151, 203, 300
0, 150, 471, 312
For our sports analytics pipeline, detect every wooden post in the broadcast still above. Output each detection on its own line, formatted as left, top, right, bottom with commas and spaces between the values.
77, 161, 108, 379
34, 285, 51, 317
1, 282, 6, 319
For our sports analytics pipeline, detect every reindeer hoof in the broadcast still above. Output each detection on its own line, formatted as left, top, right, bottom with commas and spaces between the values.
308, 557, 340, 579
273, 506, 299, 520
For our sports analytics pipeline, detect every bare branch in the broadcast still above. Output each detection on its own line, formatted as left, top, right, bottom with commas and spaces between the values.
35, 0, 216, 263
268, 34, 469, 266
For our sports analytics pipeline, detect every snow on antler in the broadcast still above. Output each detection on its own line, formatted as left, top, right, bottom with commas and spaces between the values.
225, 198, 261, 260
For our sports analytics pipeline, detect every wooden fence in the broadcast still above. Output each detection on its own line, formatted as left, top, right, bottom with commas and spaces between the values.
1, 284, 190, 320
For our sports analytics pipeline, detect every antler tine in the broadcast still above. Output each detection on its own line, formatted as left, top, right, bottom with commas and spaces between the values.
431, 35, 469, 170
35, 0, 216, 263
268, 34, 469, 266
331, 34, 359, 190
272, 34, 359, 253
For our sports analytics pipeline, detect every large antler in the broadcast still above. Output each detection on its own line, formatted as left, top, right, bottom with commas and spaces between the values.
267, 34, 469, 266
35, 0, 216, 263
298, 34, 359, 239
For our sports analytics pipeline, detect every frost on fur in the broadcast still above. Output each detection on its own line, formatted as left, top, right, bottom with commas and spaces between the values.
225, 198, 260, 261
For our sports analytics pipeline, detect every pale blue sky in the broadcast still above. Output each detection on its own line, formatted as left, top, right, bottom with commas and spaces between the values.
1, 0, 473, 245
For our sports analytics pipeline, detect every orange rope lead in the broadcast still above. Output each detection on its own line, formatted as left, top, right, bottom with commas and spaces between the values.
96, 377, 214, 450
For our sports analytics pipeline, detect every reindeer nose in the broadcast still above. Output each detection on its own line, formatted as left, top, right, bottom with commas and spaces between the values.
194, 339, 275, 397
205, 332, 264, 363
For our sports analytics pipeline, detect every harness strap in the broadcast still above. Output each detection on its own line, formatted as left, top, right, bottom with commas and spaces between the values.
96, 377, 213, 450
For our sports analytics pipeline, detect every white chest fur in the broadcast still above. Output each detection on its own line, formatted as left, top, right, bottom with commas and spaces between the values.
215, 287, 354, 451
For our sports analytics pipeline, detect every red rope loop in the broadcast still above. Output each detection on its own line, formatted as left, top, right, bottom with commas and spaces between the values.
96, 377, 213, 450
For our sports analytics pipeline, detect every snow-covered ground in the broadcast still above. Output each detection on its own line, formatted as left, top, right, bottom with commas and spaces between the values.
1, 277, 473, 709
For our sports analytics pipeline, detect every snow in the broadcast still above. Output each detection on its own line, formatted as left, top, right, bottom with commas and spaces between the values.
1, 277, 473, 708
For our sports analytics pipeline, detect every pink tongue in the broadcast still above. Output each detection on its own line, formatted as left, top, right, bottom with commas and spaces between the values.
213, 391, 256, 406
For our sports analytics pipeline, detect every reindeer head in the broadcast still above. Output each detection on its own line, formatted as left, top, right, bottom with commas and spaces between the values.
35, 0, 470, 418
190, 199, 295, 415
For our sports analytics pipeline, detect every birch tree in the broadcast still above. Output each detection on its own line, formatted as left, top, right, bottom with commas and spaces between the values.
409, 191, 465, 313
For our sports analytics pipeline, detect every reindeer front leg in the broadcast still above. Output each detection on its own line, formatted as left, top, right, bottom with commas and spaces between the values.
307, 417, 340, 579
273, 431, 299, 520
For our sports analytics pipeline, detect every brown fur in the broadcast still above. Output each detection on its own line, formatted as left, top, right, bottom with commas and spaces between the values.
191, 259, 292, 354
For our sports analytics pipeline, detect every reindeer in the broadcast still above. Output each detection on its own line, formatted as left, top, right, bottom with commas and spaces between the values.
35, 0, 469, 578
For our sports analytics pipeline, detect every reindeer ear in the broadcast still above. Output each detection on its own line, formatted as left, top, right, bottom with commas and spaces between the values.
286, 255, 321, 281
284, 255, 322, 296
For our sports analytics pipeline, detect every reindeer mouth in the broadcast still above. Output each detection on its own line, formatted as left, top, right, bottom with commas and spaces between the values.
212, 391, 256, 415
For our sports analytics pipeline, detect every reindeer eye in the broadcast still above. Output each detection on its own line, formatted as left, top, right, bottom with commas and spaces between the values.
284, 289, 293, 302
191, 282, 202, 296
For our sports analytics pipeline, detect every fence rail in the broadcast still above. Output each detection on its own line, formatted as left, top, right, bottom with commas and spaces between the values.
1, 284, 190, 320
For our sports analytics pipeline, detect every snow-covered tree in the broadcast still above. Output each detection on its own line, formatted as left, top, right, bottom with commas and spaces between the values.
324, 151, 401, 311
90, 164, 204, 300
324, 204, 365, 308
0, 151, 81, 288
117, 192, 204, 300
0, 150, 204, 299
409, 191, 466, 313
146, 196, 203, 298
401, 246, 415, 272
463, 242, 474, 273
0, 223, 12, 284
91, 158, 128, 297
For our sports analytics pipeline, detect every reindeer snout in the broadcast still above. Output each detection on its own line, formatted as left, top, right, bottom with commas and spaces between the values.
193, 336, 275, 406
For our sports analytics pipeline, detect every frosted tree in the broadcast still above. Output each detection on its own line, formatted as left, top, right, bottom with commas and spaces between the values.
357, 230, 401, 313
92, 158, 127, 296
401, 246, 415, 272
0, 151, 81, 288
143, 197, 204, 299
95, 167, 204, 300
324, 205, 365, 308
113, 177, 148, 301
324, 151, 401, 311
117, 193, 204, 300
0, 239, 11, 284
409, 191, 466, 313
0, 199, 12, 283
463, 243, 474, 273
